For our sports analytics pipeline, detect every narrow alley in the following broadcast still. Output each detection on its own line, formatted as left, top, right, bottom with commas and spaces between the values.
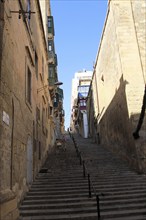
19, 133, 146, 220
0, 1, 146, 220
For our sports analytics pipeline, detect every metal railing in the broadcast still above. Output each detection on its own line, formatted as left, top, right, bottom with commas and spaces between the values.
69, 132, 102, 219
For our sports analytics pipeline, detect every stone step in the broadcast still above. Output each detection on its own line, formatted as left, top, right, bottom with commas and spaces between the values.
26, 188, 146, 196
20, 206, 97, 216
22, 197, 95, 204
19, 136, 146, 220
21, 196, 146, 206
30, 184, 146, 192
34, 174, 145, 180
32, 179, 145, 187
20, 207, 146, 219
20, 201, 96, 210
19, 215, 146, 220
20, 201, 146, 211
22, 193, 89, 200
32, 179, 146, 187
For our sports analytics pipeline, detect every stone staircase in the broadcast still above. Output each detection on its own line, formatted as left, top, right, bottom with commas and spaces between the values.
19, 135, 146, 220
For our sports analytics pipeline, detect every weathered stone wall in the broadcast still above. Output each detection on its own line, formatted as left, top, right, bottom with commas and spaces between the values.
90, 0, 146, 173
0, 1, 52, 219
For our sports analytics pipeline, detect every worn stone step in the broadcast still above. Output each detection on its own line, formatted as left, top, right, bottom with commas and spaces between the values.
30, 184, 146, 193
20, 207, 146, 218
19, 215, 146, 220
105, 215, 146, 220
101, 191, 146, 200
21, 196, 146, 206
20, 201, 146, 212
26, 188, 146, 197
34, 175, 146, 182
20, 201, 96, 210
22, 197, 95, 204
20, 206, 97, 216
19, 135, 146, 220
23, 193, 89, 200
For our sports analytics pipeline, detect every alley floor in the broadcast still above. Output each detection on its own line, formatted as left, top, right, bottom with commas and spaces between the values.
19, 133, 146, 220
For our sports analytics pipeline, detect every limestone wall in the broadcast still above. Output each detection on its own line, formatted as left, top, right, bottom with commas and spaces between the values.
90, 0, 146, 173
0, 1, 52, 219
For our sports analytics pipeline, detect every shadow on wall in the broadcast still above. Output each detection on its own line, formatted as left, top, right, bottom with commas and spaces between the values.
131, 113, 146, 174
99, 75, 146, 173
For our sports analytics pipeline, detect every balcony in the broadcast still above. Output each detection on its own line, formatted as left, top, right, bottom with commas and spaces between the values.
48, 52, 58, 67
57, 87, 63, 101
47, 16, 55, 38
48, 51, 55, 64
48, 64, 58, 87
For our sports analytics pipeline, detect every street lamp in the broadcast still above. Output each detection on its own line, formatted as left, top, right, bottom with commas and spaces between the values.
54, 81, 63, 86
37, 81, 63, 93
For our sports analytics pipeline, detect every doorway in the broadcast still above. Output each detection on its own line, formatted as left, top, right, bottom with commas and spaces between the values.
27, 135, 33, 185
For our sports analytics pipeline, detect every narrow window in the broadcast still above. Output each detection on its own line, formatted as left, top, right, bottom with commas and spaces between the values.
48, 17, 52, 28
27, 0, 31, 23
48, 40, 54, 52
47, 16, 54, 35
49, 67, 53, 78
42, 56, 44, 80
50, 106, 53, 115
27, 67, 31, 105
38, 141, 41, 160
35, 51, 38, 79
42, 107, 45, 134
36, 107, 40, 121
48, 41, 52, 51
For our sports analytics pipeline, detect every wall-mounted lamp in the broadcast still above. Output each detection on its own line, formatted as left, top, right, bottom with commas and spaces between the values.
10, 10, 35, 20
37, 81, 63, 93
54, 81, 63, 86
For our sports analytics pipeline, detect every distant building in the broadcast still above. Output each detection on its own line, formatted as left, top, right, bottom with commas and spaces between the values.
70, 70, 92, 137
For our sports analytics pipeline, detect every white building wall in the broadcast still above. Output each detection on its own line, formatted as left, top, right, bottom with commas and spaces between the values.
71, 70, 93, 111
83, 112, 88, 138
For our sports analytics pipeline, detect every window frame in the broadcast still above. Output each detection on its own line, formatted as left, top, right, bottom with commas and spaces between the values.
26, 66, 32, 106
35, 51, 38, 79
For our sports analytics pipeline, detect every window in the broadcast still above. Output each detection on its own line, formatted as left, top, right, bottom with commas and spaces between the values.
38, 141, 41, 160
26, 0, 31, 23
54, 54, 58, 66
47, 16, 54, 35
42, 107, 46, 134
49, 67, 54, 78
36, 107, 40, 121
80, 100, 86, 107
42, 56, 44, 80
26, 67, 31, 105
48, 40, 54, 52
50, 106, 53, 115
48, 17, 52, 28
35, 51, 38, 79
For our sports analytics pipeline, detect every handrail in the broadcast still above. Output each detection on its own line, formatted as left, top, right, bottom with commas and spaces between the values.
69, 132, 102, 219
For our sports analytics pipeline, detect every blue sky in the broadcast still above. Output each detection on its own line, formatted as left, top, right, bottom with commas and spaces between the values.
50, 0, 108, 130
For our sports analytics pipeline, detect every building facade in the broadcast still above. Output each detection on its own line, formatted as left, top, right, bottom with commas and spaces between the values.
0, 1, 64, 219
70, 70, 92, 137
87, 0, 146, 173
